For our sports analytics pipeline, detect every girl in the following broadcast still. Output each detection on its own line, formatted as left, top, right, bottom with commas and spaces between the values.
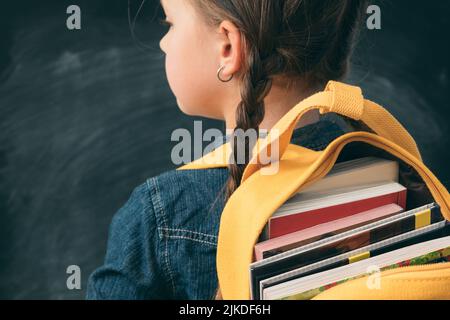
86, 0, 368, 299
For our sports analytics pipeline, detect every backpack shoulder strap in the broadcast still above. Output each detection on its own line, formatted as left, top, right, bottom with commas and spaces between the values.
241, 81, 422, 182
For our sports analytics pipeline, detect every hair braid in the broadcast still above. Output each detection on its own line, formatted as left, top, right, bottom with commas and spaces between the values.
225, 45, 273, 202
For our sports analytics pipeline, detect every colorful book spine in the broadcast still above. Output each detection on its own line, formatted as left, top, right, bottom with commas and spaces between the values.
264, 204, 442, 262
278, 246, 450, 300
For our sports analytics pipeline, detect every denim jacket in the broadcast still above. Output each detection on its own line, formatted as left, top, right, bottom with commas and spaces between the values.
86, 114, 353, 300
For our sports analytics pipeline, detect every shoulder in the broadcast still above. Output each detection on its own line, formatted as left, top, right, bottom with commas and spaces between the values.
145, 167, 229, 244
109, 181, 153, 234
107, 165, 228, 250
146, 168, 228, 198
87, 180, 173, 299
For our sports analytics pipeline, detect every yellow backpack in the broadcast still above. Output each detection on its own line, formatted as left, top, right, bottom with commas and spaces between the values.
177, 80, 450, 300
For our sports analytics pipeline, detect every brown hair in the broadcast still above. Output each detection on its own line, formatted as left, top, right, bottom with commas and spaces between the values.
191, 0, 369, 205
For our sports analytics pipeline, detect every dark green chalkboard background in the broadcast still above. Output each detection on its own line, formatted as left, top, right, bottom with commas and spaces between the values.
0, 0, 448, 299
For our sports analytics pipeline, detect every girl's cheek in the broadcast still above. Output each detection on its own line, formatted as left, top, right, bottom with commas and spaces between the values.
164, 53, 179, 96
163, 30, 220, 117
164, 41, 191, 99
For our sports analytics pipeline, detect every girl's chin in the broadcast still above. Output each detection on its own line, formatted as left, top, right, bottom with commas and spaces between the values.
176, 100, 222, 120
176, 102, 197, 117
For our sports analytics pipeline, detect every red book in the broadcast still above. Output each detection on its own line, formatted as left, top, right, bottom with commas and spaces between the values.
255, 203, 404, 261
268, 182, 407, 239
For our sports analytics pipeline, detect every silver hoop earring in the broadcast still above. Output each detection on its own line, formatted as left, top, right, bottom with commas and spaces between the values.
217, 65, 234, 82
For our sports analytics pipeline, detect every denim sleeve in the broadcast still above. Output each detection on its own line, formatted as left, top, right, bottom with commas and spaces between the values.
86, 181, 170, 299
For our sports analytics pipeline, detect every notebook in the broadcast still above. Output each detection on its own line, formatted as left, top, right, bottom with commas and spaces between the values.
259, 217, 448, 299
263, 234, 450, 300
250, 202, 443, 300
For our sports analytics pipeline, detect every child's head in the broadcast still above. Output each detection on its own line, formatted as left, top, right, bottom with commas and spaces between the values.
159, 0, 367, 120
159, 0, 368, 200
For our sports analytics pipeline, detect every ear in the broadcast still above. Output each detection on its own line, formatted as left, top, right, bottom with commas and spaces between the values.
217, 20, 244, 79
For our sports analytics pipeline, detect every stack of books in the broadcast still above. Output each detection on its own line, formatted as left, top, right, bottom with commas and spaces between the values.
251, 156, 449, 300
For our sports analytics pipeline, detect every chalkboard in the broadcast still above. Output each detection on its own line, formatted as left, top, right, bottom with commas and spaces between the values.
0, 0, 448, 299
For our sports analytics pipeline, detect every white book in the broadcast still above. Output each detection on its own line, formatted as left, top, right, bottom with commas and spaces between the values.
291, 156, 399, 196
272, 182, 406, 219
